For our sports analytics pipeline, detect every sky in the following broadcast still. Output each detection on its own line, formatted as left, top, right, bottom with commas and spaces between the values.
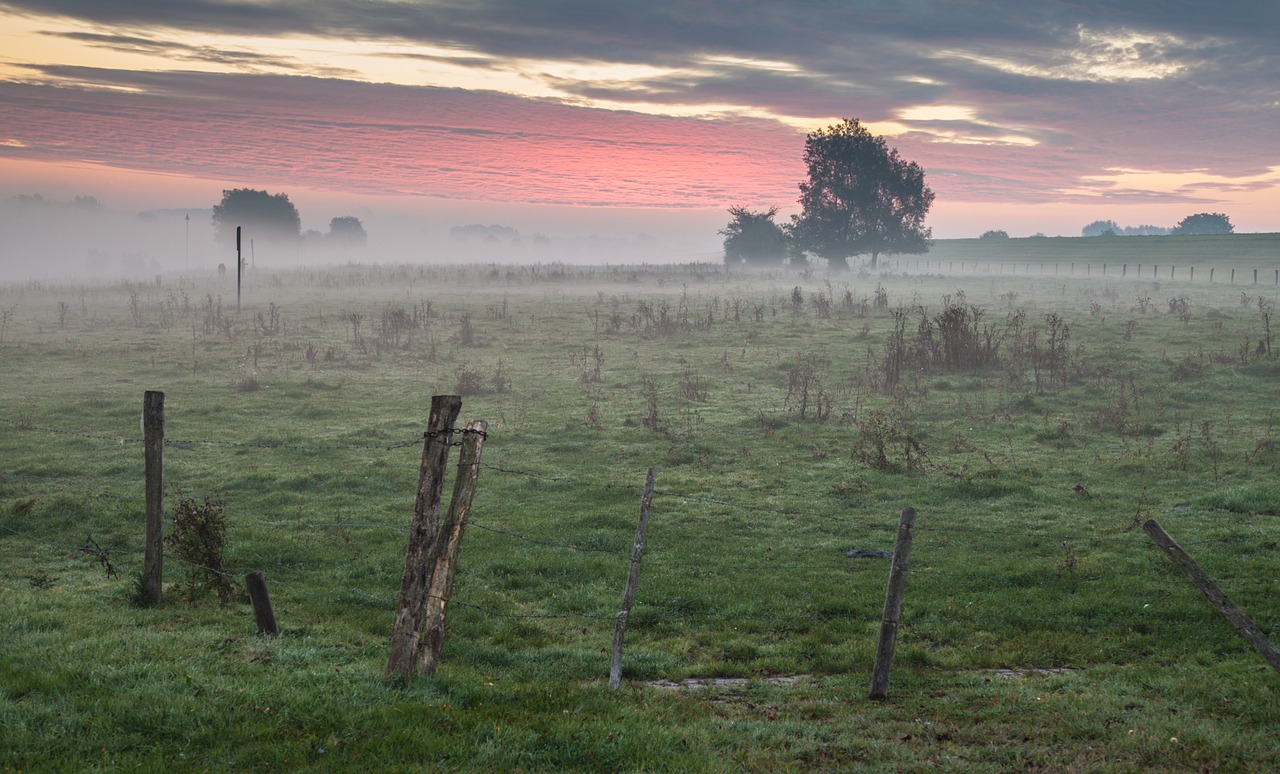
1, 0, 1279, 273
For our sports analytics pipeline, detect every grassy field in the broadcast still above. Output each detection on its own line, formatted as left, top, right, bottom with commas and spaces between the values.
926, 232, 1280, 268
3, 248, 1279, 770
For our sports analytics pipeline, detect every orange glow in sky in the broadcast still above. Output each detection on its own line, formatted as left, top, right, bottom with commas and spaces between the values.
2, 2, 1278, 245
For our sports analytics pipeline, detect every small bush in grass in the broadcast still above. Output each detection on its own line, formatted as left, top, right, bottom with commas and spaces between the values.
166, 495, 235, 604
456, 364, 485, 395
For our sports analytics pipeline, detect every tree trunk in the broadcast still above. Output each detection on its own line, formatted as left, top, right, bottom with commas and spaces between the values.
869, 251, 879, 270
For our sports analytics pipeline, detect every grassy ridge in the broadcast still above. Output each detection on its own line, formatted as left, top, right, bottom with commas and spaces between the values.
3, 261, 1279, 770
928, 233, 1280, 266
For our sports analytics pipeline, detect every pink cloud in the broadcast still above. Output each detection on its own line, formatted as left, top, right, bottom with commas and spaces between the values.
0, 70, 807, 210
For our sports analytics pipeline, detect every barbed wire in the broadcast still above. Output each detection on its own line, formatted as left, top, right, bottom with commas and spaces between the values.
5, 521, 1275, 637
465, 519, 629, 558
1, 416, 425, 452
6, 417, 1279, 645
3, 481, 1272, 591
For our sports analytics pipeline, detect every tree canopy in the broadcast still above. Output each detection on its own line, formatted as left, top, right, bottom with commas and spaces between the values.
719, 206, 788, 266
1081, 219, 1119, 237
788, 118, 933, 270
211, 188, 301, 246
327, 215, 367, 247
1172, 212, 1233, 235
979, 230, 1009, 239
1082, 219, 1170, 236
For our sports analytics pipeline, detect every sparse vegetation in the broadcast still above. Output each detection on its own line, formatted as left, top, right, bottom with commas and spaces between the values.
2, 258, 1279, 771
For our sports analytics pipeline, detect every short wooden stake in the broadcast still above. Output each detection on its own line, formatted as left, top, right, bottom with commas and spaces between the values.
419, 418, 488, 675
1143, 519, 1280, 673
142, 390, 165, 606
387, 395, 462, 679
610, 467, 657, 691
870, 507, 916, 700
245, 571, 279, 636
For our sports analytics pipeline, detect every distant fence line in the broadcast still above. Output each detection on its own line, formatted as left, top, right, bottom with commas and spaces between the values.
878, 258, 1280, 286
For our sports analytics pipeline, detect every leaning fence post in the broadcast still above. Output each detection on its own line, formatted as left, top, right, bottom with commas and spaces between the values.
245, 571, 279, 636
142, 390, 165, 605
610, 467, 657, 691
387, 395, 462, 679
870, 507, 916, 700
1142, 519, 1280, 673
419, 418, 489, 675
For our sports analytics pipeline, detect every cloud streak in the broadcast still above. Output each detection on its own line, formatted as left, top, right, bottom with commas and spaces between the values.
0, 68, 805, 208
1, 0, 1278, 229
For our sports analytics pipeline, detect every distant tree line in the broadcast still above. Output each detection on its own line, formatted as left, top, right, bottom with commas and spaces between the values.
450, 224, 521, 242
212, 188, 365, 254
1082, 213, 1234, 237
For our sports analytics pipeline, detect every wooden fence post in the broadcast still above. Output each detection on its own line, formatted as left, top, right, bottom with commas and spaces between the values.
419, 419, 489, 675
610, 467, 657, 691
387, 395, 462, 679
245, 571, 279, 636
870, 507, 917, 700
1142, 519, 1280, 673
142, 390, 165, 605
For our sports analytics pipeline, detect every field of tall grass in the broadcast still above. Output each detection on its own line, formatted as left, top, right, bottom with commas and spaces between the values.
3, 248, 1279, 770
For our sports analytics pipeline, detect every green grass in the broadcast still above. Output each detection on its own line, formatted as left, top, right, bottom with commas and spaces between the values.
929, 232, 1280, 269
3, 259, 1280, 770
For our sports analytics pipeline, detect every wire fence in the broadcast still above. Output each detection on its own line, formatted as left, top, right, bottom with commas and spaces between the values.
4, 413, 1278, 657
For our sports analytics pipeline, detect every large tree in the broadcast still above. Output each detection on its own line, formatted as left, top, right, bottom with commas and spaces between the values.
211, 188, 301, 246
1171, 212, 1233, 235
719, 206, 788, 266
788, 118, 934, 270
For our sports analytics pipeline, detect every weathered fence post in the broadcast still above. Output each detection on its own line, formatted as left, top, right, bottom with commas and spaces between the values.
419, 418, 489, 675
142, 390, 165, 605
387, 395, 462, 679
870, 507, 917, 700
1142, 519, 1280, 673
236, 226, 242, 313
245, 571, 279, 636
610, 467, 657, 691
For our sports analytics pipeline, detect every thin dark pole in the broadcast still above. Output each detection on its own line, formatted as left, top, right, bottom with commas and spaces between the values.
142, 391, 165, 605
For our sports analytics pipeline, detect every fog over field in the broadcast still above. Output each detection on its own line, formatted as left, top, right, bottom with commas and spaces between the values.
0, 193, 729, 281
